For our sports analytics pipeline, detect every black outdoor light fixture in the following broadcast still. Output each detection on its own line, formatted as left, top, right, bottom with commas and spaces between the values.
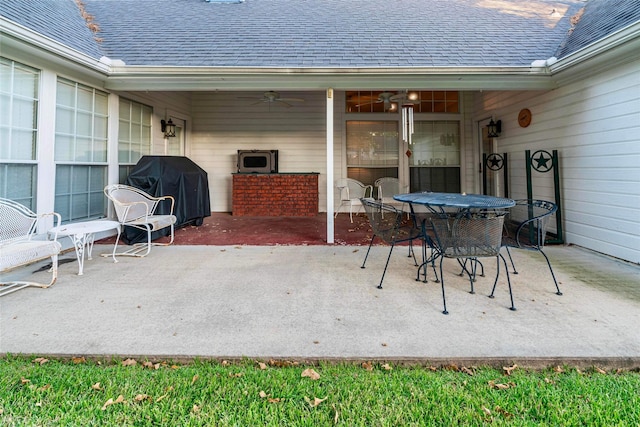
487, 118, 502, 138
161, 118, 176, 138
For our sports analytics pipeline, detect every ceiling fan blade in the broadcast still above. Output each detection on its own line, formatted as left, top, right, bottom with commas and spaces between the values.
278, 97, 304, 102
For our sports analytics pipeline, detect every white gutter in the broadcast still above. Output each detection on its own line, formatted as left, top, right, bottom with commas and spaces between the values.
0, 17, 110, 75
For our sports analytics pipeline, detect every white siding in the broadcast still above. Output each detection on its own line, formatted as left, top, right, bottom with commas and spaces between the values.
191, 91, 328, 212
473, 59, 640, 263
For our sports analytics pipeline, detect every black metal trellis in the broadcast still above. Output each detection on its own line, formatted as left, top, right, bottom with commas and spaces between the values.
482, 152, 509, 197
525, 149, 563, 244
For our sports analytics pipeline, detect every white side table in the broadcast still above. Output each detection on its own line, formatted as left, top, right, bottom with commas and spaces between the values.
49, 220, 121, 275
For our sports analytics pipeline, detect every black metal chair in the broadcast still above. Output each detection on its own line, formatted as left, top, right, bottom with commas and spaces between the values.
430, 212, 514, 314
497, 199, 563, 297
359, 198, 424, 289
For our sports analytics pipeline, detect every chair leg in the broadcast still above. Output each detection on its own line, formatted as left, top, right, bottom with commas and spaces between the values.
438, 256, 448, 315
0, 253, 58, 297
539, 249, 563, 295
489, 254, 516, 311
505, 246, 518, 274
377, 244, 396, 289
360, 235, 376, 269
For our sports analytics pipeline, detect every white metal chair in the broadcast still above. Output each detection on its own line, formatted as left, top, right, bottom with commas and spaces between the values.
374, 177, 409, 216
0, 198, 62, 296
335, 178, 373, 223
104, 184, 177, 257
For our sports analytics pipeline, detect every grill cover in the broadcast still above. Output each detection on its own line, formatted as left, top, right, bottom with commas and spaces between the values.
123, 156, 210, 244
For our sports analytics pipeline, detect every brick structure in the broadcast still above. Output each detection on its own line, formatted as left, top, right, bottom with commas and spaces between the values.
232, 173, 319, 216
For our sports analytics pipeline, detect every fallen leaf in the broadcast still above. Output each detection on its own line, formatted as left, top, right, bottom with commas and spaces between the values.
170, 365, 180, 370
488, 380, 513, 390
305, 396, 327, 407
35, 402, 42, 407
122, 358, 137, 367
191, 374, 199, 384
382, 363, 393, 371
428, 366, 438, 371
21, 378, 30, 384
595, 367, 606, 374
257, 362, 267, 370
495, 406, 513, 417
102, 395, 125, 410
192, 404, 200, 412
301, 368, 321, 380
91, 382, 102, 391
134, 394, 151, 402
503, 364, 517, 376
33, 357, 49, 365
229, 372, 244, 378
143, 361, 160, 370
72, 357, 86, 364
37, 384, 51, 391
554, 366, 564, 373
381, 343, 387, 347
361, 362, 373, 371
267, 397, 282, 403
155, 394, 168, 403
221, 360, 229, 366
461, 366, 474, 376
259, 390, 268, 398
482, 406, 491, 416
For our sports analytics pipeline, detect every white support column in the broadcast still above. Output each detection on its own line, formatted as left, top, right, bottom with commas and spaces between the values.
35, 70, 57, 232
326, 88, 335, 244
106, 93, 120, 220
107, 93, 120, 185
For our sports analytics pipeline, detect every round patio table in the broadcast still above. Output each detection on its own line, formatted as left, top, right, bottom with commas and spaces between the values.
394, 192, 515, 211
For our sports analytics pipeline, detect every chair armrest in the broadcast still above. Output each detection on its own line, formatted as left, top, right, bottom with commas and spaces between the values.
38, 212, 62, 241
154, 195, 175, 215
364, 185, 373, 199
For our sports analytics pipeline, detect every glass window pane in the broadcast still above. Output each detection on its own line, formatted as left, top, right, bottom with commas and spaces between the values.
77, 86, 93, 111
0, 163, 37, 209
10, 130, 36, 160
76, 111, 92, 137
94, 92, 108, 115
56, 108, 75, 135
55, 134, 75, 161
12, 98, 37, 129
57, 80, 76, 107
13, 66, 39, 98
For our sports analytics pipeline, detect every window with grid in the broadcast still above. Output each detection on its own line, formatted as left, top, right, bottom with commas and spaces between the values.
346, 121, 399, 187
54, 78, 108, 222
0, 57, 39, 210
346, 91, 459, 113
118, 98, 152, 182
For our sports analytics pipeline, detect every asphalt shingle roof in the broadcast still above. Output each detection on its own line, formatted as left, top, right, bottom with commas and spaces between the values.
79, 0, 584, 67
1, 0, 104, 59
557, 0, 640, 57
2, 0, 638, 68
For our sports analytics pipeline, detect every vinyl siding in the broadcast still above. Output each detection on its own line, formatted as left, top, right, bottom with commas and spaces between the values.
473, 59, 640, 263
190, 91, 328, 212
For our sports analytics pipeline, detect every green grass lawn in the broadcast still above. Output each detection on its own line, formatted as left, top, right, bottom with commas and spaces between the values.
1, 356, 638, 426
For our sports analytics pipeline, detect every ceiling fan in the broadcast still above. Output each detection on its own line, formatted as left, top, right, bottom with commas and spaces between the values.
238, 91, 305, 107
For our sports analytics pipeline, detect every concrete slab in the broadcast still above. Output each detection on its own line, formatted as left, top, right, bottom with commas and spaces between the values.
1, 244, 639, 368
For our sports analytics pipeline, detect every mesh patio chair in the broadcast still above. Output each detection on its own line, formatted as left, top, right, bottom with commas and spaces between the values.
497, 199, 563, 296
374, 177, 409, 216
359, 198, 424, 289
104, 184, 177, 257
335, 178, 373, 223
430, 211, 514, 314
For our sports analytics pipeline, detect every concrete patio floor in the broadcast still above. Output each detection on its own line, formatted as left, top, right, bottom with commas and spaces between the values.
1, 243, 639, 368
